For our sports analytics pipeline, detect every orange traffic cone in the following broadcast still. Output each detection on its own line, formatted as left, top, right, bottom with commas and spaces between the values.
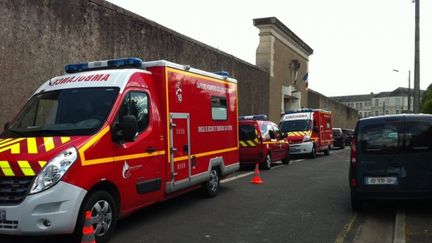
250, 163, 263, 184
81, 211, 96, 243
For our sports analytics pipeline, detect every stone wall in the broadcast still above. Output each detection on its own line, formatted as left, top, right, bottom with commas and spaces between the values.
307, 89, 358, 129
0, 0, 269, 127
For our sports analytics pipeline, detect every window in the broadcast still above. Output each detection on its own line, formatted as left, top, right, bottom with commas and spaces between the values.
395, 97, 401, 106
375, 111, 379, 116
211, 96, 227, 120
359, 103, 363, 108
239, 125, 256, 141
117, 91, 149, 133
6, 88, 119, 137
385, 110, 389, 114
359, 122, 403, 154
374, 99, 379, 106
405, 122, 432, 152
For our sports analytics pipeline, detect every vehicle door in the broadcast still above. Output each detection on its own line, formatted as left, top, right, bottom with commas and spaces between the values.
113, 90, 164, 209
266, 124, 281, 160
273, 124, 287, 160
402, 116, 432, 190
239, 123, 260, 162
169, 113, 191, 187
356, 117, 404, 190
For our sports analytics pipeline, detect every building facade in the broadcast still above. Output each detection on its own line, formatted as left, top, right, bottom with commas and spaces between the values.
331, 87, 423, 118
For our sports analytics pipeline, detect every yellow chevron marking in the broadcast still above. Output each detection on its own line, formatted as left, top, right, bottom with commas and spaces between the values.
0, 138, 25, 147
254, 138, 259, 144
239, 141, 247, 147
44, 137, 55, 152
38, 161, 47, 168
61, 137, 71, 143
27, 137, 38, 154
0, 138, 13, 145
246, 140, 256, 146
18, 161, 35, 176
0, 161, 15, 176
0, 142, 21, 154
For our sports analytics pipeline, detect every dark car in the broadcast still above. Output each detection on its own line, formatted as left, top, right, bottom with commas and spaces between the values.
239, 115, 289, 170
349, 114, 432, 211
342, 128, 354, 146
332, 128, 345, 149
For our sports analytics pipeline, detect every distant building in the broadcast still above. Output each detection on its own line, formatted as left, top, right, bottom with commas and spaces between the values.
331, 87, 425, 118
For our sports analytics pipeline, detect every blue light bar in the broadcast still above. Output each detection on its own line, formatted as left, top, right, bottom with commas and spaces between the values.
65, 57, 143, 73
214, 71, 230, 77
239, 114, 268, 121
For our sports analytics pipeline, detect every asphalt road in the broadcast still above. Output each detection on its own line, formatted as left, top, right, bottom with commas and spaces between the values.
2, 148, 432, 243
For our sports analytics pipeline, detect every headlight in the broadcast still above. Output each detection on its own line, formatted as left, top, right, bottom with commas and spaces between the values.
30, 147, 77, 194
303, 135, 311, 142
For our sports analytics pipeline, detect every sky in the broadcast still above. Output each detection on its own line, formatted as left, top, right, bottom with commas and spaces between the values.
107, 0, 431, 97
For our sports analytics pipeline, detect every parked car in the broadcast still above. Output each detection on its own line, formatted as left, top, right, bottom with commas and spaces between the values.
332, 128, 345, 149
239, 115, 289, 169
342, 128, 354, 146
349, 114, 432, 211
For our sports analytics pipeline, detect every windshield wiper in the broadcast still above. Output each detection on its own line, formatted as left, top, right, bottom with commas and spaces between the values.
5, 129, 28, 137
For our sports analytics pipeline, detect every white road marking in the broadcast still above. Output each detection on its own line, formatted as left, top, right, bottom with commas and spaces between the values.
221, 171, 254, 184
393, 209, 406, 243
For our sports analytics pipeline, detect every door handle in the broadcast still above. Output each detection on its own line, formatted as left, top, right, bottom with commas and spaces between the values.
146, 146, 156, 153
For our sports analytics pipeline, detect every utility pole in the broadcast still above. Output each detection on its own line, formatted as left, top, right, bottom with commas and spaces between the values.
408, 70, 411, 112
413, 0, 420, 113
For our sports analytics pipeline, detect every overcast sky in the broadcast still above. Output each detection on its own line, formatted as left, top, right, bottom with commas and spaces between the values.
107, 0, 431, 97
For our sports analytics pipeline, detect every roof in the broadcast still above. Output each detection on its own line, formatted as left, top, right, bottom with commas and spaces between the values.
331, 87, 426, 102
253, 17, 313, 55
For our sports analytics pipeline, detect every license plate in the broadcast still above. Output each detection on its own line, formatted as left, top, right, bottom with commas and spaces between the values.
365, 177, 398, 185
0, 210, 5, 222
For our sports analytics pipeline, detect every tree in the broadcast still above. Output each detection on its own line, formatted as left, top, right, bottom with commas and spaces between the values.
420, 83, 432, 114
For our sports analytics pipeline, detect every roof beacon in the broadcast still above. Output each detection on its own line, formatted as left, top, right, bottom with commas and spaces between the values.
65, 57, 143, 74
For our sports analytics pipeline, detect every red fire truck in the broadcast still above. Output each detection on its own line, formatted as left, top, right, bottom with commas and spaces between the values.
0, 58, 239, 242
279, 109, 333, 158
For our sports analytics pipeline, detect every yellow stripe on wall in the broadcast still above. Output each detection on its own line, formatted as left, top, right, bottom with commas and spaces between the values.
18, 161, 35, 176
0, 161, 15, 176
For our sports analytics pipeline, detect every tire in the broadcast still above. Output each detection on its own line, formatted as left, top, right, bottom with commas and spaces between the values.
351, 191, 364, 211
282, 152, 290, 165
324, 146, 330, 156
310, 146, 317, 159
73, 191, 118, 243
261, 154, 272, 170
202, 167, 220, 197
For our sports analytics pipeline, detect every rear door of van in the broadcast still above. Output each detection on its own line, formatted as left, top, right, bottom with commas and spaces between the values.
402, 115, 432, 191
356, 116, 405, 191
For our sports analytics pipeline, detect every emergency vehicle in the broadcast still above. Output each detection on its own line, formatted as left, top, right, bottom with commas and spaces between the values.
0, 57, 239, 242
279, 109, 333, 158
239, 115, 289, 169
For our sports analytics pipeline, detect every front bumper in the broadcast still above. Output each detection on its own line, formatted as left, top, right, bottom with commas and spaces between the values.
0, 181, 86, 235
289, 141, 313, 155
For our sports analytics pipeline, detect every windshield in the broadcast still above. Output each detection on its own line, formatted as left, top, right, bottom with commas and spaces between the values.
280, 119, 311, 132
3, 87, 119, 137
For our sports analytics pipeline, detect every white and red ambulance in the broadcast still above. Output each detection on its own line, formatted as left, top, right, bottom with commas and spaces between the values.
279, 109, 333, 158
0, 57, 239, 242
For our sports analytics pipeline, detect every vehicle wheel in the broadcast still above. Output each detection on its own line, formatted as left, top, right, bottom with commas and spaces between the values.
324, 146, 330, 156
202, 167, 220, 197
282, 152, 290, 165
73, 191, 118, 243
261, 154, 272, 170
310, 146, 317, 159
351, 191, 364, 211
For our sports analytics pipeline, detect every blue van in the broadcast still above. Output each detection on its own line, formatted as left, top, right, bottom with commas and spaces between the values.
349, 114, 432, 211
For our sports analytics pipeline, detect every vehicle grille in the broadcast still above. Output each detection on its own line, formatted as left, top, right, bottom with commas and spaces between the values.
0, 177, 33, 205
0, 220, 18, 229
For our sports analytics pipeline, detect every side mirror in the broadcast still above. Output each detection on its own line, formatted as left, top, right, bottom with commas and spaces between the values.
3, 121, 10, 132
313, 126, 319, 133
281, 132, 288, 138
113, 115, 138, 143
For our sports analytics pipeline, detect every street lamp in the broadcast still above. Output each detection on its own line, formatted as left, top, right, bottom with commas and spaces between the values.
393, 69, 412, 112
